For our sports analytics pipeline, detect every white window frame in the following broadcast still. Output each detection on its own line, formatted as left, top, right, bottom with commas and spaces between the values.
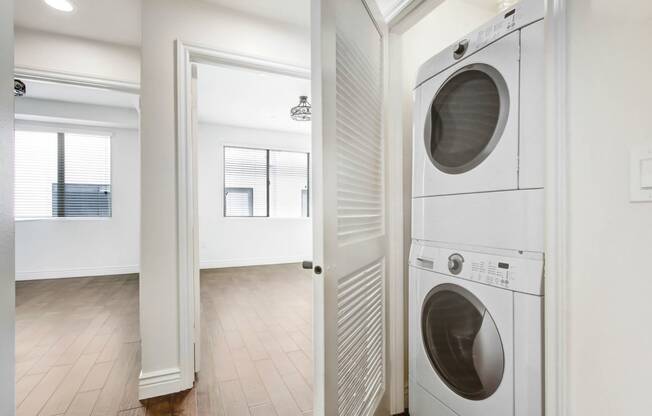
14, 123, 114, 222
222, 144, 310, 219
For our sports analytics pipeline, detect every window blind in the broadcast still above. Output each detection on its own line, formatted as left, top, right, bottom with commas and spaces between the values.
223, 146, 309, 218
224, 146, 268, 217
269, 150, 309, 218
15, 130, 112, 219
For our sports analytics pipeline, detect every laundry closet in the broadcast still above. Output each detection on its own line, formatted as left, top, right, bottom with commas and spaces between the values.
393, 1, 545, 415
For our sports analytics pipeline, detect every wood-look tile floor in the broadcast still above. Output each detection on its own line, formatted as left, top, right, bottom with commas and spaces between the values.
15, 264, 313, 416
196, 264, 314, 416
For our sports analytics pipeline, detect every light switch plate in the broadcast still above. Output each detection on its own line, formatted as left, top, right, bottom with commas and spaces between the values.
631, 145, 652, 202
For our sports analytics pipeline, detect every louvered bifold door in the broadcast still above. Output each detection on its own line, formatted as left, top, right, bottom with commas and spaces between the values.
311, 0, 387, 415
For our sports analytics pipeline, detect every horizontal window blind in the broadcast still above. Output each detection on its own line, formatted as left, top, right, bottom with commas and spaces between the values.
224, 147, 268, 217
269, 150, 309, 218
223, 146, 310, 218
15, 130, 112, 219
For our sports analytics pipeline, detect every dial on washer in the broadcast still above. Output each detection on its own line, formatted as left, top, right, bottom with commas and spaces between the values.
448, 253, 464, 275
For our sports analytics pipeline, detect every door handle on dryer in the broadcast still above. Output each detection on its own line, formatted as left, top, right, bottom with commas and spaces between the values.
416, 257, 434, 269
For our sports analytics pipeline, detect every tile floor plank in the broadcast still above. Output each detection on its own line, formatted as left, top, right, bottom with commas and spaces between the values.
254, 360, 303, 416
15, 373, 45, 407
79, 361, 114, 393
40, 352, 100, 416
17, 365, 72, 416
91, 342, 139, 416
64, 389, 101, 416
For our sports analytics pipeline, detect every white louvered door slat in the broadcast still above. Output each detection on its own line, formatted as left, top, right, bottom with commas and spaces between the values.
312, 0, 387, 415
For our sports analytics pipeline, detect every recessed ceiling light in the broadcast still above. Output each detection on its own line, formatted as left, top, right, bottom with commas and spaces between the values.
43, 0, 75, 12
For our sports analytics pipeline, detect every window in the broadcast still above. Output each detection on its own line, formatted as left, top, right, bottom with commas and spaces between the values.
15, 130, 112, 219
224, 146, 309, 218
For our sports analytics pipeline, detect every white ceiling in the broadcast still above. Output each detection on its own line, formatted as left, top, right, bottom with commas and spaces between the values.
13, 0, 308, 47
196, 63, 311, 135
19, 79, 140, 109
202, 0, 310, 28
14, 0, 500, 48
14, 0, 141, 46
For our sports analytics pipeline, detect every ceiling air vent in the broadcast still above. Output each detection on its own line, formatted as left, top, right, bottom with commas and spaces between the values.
14, 79, 26, 97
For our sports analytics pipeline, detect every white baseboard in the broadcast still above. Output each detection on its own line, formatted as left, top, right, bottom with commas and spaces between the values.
138, 367, 184, 400
200, 256, 307, 270
15, 265, 139, 281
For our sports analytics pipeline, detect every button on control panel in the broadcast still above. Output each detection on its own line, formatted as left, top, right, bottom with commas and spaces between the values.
473, 8, 518, 50
470, 259, 511, 288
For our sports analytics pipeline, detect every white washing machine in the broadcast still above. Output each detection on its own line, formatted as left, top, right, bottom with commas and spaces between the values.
409, 241, 543, 416
413, 0, 544, 198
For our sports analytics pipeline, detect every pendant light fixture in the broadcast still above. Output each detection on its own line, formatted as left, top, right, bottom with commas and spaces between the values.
291, 95, 311, 121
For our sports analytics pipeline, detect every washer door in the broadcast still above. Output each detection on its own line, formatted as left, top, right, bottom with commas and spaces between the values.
421, 283, 504, 401
424, 64, 509, 175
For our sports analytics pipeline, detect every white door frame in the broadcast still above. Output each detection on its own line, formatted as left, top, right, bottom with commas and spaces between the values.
543, 0, 569, 414
384, 0, 570, 415
174, 39, 310, 388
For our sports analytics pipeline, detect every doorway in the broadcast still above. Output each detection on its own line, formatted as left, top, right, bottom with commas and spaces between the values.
190, 59, 315, 414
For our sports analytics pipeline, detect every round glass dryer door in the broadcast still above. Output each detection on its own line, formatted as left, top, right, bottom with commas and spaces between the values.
425, 64, 509, 174
421, 284, 504, 401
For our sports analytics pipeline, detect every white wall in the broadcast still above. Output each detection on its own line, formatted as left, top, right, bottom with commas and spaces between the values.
198, 123, 311, 268
0, 0, 15, 413
564, 2, 652, 414
15, 27, 140, 85
15, 97, 138, 130
139, 0, 310, 397
13, 100, 140, 280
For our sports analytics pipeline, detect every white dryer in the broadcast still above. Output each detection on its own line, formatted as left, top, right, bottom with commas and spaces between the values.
413, 0, 544, 198
409, 241, 543, 416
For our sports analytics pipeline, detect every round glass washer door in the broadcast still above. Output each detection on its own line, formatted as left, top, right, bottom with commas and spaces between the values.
421, 283, 504, 401
424, 64, 509, 175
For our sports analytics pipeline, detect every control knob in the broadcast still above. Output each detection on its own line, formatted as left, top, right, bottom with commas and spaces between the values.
453, 40, 469, 60
448, 253, 464, 275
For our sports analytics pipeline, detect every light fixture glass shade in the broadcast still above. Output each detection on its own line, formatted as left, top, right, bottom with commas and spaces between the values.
44, 0, 76, 12
291, 95, 311, 121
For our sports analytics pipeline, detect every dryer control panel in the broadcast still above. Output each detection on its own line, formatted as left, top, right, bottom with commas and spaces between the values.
474, 9, 517, 50
410, 241, 544, 296
415, 0, 544, 88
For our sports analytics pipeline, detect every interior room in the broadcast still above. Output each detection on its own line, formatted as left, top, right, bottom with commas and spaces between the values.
1, 0, 652, 416
194, 63, 314, 415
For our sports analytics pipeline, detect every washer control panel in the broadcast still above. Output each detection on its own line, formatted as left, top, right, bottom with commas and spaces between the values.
410, 241, 544, 296
468, 255, 512, 288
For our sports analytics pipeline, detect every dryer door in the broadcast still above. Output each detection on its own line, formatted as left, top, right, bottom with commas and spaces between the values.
425, 64, 508, 175
412, 31, 520, 197
421, 283, 505, 401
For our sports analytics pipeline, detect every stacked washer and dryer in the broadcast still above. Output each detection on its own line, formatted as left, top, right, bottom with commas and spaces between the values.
408, 1, 545, 416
